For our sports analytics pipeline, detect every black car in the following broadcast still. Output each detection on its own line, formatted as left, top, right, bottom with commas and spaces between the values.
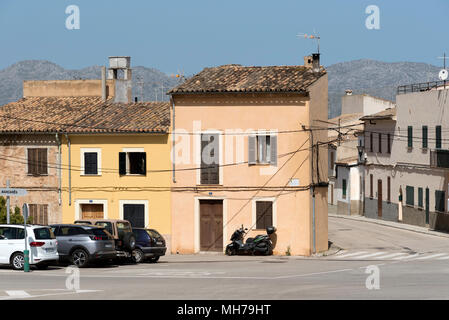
131, 228, 166, 263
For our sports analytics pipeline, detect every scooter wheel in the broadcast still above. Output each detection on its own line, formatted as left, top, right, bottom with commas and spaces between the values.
225, 247, 235, 256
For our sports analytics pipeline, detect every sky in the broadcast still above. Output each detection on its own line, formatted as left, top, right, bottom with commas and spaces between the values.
0, 0, 448, 75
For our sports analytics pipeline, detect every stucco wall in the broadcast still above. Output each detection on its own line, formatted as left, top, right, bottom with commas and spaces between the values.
365, 198, 398, 222
23, 80, 115, 98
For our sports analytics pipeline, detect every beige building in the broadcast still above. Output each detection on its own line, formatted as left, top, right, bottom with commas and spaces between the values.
362, 82, 449, 232
169, 55, 329, 256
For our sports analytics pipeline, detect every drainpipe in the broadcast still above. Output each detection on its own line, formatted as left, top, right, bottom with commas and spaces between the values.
55, 133, 62, 206
65, 134, 71, 206
171, 97, 176, 183
312, 188, 316, 254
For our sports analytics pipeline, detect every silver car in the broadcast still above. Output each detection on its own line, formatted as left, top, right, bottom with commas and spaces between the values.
50, 224, 116, 268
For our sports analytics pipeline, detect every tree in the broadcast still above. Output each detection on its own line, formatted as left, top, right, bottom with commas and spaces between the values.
0, 197, 33, 224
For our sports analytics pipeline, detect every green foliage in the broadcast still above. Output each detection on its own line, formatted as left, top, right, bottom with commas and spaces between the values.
0, 197, 32, 224
285, 245, 291, 256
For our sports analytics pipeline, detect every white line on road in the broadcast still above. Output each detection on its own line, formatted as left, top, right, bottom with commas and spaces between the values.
373, 253, 410, 260
335, 251, 367, 259
414, 253, 448, 260
350, 252, 386, 259
393, 253, 421, 260
437, 255, 449, 260
5, 290, 30, 297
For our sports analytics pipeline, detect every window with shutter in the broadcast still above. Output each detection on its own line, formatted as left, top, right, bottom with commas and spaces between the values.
27, 148, 47, 175
422, 126, 428, 149
119, 152, 127, 175
436, 125, 442, 149
84, 152, 98, 175
378, 133, 382, 153
118, 151, 146, 175
370, 174, 373, 198
248, 135, 256, 165
435, 190, 445, 212
406, 186, 414, 206
408, 126, 413, 148
342, 179, 347, 199
29, 204, 48, 225
28, 149, 38, 175
250, 133, 277, 165
200, 134, 219, 185
418, 187, 423, 208
256, 201, 273, 229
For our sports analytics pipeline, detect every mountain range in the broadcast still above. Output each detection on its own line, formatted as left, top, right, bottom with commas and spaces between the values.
0, 59, 442, 118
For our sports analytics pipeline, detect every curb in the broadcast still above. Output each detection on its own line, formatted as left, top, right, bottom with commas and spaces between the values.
329, 213, 449, 239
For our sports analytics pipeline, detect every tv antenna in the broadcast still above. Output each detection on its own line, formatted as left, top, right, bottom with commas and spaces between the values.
297, 31, 321, 53
438, 53, 448, 90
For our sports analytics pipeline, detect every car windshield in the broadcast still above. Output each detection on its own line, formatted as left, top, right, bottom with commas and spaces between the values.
146, 229, 161, 239
34, 227, 55, 240
95, 222, 113, 235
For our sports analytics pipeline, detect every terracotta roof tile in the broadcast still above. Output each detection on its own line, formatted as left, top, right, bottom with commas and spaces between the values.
169, 65, 326, 94
0, 97, 170, 134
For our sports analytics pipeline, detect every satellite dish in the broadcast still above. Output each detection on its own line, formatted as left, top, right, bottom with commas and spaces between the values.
439, 69, 448, 81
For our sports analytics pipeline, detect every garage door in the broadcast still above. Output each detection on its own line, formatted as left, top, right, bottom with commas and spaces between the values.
199, 200, 223, 252
123, 204, 145, 228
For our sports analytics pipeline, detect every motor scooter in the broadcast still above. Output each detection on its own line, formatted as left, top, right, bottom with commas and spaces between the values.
225, 225, 276, 256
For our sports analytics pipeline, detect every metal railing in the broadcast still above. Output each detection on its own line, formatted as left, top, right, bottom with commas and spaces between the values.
397, 80, 448, 95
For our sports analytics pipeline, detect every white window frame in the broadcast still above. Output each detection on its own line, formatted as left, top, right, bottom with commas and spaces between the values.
119, 200, 149, 228
196, 130, 223, 185
121, 147, 146, 176
74, 199, 108, 220
251, 197, 277, 231
80, 148, 102, 176
249, 129, 278, 166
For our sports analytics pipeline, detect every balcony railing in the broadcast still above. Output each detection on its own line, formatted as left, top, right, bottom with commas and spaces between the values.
397, 80, 448, 95
430, 149, 449, 169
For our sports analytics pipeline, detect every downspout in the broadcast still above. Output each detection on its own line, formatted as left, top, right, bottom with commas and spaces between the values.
55, 133, 62, 206
65, 133, 71, 206
171, 96, 176, 183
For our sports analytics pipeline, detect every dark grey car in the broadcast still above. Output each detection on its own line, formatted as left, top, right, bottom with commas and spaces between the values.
50, 224, 116, 267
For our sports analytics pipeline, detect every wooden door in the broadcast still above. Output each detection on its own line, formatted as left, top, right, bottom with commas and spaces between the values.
81, 204, 104, 219
199, 200, 223, 252
378, 180, 382, 218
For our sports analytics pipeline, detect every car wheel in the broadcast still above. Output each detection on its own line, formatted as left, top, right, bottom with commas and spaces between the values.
132, 249, 144, 263
148, 256, 160, 263
71, 249, 89, 268
11, 252, 24, 271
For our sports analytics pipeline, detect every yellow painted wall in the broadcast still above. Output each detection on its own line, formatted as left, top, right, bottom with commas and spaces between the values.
60, 134, 172, 248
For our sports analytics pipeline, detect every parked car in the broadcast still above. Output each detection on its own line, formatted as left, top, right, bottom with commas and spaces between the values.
49, 224, 116, 268
0, 224, 58, 270
74, 219, 136, 260
131, 228, 166, 263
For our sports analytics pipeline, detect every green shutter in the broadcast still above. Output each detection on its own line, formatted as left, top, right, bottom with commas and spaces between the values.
342, 179, 347, 198
422, 126, 428, 149
435, 190, 445, 212
436, 125, 442, 149
406, 186, 414, 206
408, 126, 413, 148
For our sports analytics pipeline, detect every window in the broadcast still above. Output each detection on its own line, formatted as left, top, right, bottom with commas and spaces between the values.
81, 148, 101, 175
418, 187, 423, 208
33, 227, 55, 240
27, 148, 47, 175
28, 204, 48, 225
407, 126, 413, 148
370, 133, 373, 152
406, 186, 414, 206
119, 152, 146, 175
370, 174, 373, 198
0, 227, 24, 239
342, 179, 347, 199
378, 133, 382, 153
435, 190, 445, 212
248, 134, 277, 165
200, 134, 219, 185
436, 125, 442, 149
387, 177, 391, 202
387, 134, 391, 153
422, 126, 428, 149
255, 201, 273, 229
95, 222, 113, 235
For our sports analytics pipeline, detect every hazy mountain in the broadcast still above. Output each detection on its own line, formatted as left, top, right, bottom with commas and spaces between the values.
0, 59, 443, 119
0, 60, 179, 105
327, 59, 441, 118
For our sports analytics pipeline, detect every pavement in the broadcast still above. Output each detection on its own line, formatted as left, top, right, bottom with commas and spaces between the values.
0, 213, 449, 300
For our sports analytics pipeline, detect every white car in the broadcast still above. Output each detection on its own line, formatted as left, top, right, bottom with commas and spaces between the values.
0, 224, 59, 270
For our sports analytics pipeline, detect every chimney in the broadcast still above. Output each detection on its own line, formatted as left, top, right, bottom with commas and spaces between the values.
108, 56, 132, 103
312, 53, 320, 72
101, 66, 106, 101
303, 55, 313, 68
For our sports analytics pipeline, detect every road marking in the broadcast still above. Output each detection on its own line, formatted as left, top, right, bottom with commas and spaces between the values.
335, 251, 367, 259
5, 290, 30, 297
414, 253, 447, 260
393, 253, 421, 260
335, 250, 348, 255
274, 268, 354, 279
350, 252, 386, 259
374, 253, 409, 260
437, 255, 449, 260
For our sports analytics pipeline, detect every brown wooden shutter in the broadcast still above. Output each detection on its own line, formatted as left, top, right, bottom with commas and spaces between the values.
38, 149, 48, 175
201, 134, 219, 185
28, 149, 37, 175
29, 204, 37, 223
256, 201, 273, 229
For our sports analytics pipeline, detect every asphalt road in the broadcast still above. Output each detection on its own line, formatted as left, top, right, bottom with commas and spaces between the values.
1, 215, 449, 300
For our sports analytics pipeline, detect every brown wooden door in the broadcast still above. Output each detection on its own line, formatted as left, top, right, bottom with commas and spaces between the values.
81, 204, 104, 219
199, 200, 223, 252
377, 180, 382, 218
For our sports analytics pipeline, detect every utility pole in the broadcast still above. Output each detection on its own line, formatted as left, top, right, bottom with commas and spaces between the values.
6, 180, 10, 224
